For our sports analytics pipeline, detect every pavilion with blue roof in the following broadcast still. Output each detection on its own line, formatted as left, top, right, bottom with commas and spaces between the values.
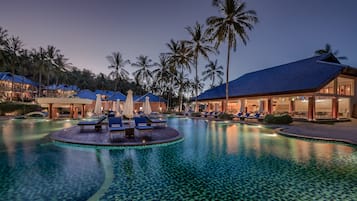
134, 93, 167, 112
196, 54, 357, 120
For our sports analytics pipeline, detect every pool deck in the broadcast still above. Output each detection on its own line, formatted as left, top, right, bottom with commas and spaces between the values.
275, 119, 357, 145
185, 115, 357, 145
50, 125, 183, 147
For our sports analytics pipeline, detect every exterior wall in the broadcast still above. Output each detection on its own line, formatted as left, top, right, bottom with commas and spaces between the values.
134, 102, 167, 113
0, 80, 37, 101
352, 77, 357, 117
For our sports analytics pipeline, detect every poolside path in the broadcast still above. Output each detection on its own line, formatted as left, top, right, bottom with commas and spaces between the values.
51, 125, 183, 147
276, 119, 357, 145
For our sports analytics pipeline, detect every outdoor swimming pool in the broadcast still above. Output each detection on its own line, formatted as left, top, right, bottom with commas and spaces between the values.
0, 117, 356, 200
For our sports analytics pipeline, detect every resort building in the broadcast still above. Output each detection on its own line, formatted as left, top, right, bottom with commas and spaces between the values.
197, 54, 357, 120
0, 72, 38, 101
43, 84, 80, 98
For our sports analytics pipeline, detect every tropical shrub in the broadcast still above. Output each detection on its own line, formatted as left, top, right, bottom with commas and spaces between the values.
190, 112, 202, 117
218, 113, 234, 120
0, 102, 42, 116
175, 112, 184, 115
264, 114, 293, 124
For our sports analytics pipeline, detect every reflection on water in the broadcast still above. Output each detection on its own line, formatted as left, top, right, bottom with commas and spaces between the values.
0, 117, 356, 200
196, 120, 355, 166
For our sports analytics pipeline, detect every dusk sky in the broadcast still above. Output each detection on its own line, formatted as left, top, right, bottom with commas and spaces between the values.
1, 0, 357, 89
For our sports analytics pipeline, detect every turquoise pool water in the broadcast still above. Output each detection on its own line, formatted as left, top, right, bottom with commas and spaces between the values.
0, 117, 356, 200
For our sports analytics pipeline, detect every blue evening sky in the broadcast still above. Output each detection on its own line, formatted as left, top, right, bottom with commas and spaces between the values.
1, 0, 356, 89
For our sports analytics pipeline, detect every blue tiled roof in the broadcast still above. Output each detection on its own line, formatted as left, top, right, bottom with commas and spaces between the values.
197, 54, 349, 100
76, 89, 97, 100
94, 90, 114, 97
45, 84, 79, 91
0, 72, 38, 86
135, 93, 167, 103
107, 92, 126, 101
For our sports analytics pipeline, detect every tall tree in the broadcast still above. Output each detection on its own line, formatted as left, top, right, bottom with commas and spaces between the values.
153, 55, 174, 110
165, 40, 193, 112
4, 36, 23, 100
314, 43, 347, 60
31, 47, 48, 97
184, 22, 215, 112
0, 27, 8, 68
106, 52, 130, 91
46, 45, 60, 86
202, 59, 224, 88
131, 55, 157, 91
53, 53, 70, 85
207, 0, 258, 112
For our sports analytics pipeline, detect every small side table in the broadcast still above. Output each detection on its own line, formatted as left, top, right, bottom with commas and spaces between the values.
125, 127, 135, 138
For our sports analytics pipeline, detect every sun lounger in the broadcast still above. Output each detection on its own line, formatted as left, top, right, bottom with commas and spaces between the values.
145, 116, 167, 128
214, 112, 221, 118
77, 116, 107, 132
134, 117, 153, 133
108, 117, 125, 141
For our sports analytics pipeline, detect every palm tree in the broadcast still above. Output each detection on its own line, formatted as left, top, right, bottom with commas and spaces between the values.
31, 47, 48, 97
184, 22, 215, 112
202, 59, 224, 88
46, 45, 60, 86
53, 53, 70, 85
4, 36, 23, 100
314, 43, 347, 60
207, 0, 258, 112
152, 55, 173, 111
106, 52, 130, 91
0, 27, 8, 67
131, 55, 157, 91
165, 40, 193, 112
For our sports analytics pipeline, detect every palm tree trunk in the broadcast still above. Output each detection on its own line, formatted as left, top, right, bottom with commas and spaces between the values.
225, 40, 231, 113
194, 55, 198, 112
212, 73, 215, 88
38, 66, 42, 97
179, 67, 184, 112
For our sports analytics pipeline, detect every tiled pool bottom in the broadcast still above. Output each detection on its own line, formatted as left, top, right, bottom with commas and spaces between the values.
99, 147, 356, 200
0, 118, 356, 200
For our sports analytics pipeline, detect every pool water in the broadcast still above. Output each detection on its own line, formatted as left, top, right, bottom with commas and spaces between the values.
0, 117, 356, 200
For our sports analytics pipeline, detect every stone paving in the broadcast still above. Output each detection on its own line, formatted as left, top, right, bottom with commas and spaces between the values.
50, 125, 183, 146
275, 119, 357, 145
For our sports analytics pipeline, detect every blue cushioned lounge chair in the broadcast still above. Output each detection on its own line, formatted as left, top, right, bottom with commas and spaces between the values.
108, 117, 125, 140
134, 117, 153, 132
77, 116, 107, 132
145, 116, 167, 128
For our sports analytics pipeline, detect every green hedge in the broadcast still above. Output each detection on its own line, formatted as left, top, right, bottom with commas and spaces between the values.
175, 112, 184, 115
218, 113, 234, 120
263, 114, 293, 124
0, 102, 42, 116
190, 112, 202, 117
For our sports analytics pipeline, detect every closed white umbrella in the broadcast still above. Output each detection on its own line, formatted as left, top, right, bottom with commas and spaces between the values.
123, 90, 134, 119
143, 96, 152, 115
94, 94, 102, 115
116, 99, 121, 116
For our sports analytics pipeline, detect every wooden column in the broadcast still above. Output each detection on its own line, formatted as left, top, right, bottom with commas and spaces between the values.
82, 104, 86, 118
69, 104, 74, 119
221, 100, 225, 112
267, 98, 272, 114
48, 103, 53, 119
332, 97, 339, 119
73, 107, 79, 119
307, 96, 315, 121
289, 100, 295, 114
